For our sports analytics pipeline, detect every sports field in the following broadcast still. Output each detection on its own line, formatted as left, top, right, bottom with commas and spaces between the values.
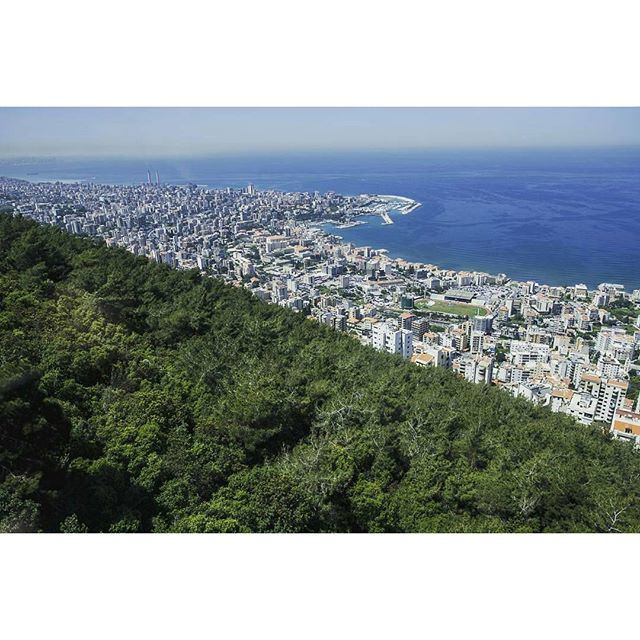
416, 300, 488, 317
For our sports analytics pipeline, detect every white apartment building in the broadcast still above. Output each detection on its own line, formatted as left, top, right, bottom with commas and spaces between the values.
566, 392, 598, 425
234, 256, 255, 278
371, 323, 413, 358
509, 341, 550, 366
418, 344, 452, 368
578, 374, 629, 425
470, 331, 484, 354
265, 235, 288, 253
441, 328, 468, 352
530, 295, 554, 314
453, 355, 494, 385
471, 314, 493, 334
573, 283, 589, 299
272, 282, 288, 302
512, 381, 552, 405
496, 363, 531, 385
592, 291, 609, 307
548, 388, 574, 413
595, 328, 636, 362
456, 273, 473, 286
596, 357, 624, 379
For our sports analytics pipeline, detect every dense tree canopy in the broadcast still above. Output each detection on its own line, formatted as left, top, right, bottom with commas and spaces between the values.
1, 213, 640, 532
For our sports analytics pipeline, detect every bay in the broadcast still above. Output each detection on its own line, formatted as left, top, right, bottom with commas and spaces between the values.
2, 147, 639, 289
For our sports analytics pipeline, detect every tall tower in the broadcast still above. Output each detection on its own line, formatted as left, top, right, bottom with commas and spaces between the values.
147, 169, 152, 184
156, 171, 160, 185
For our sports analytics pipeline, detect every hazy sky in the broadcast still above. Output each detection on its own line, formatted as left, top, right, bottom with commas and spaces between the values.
1, 108, 639, 157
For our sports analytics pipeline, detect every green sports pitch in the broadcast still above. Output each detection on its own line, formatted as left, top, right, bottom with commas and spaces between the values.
416, 300, 488, 317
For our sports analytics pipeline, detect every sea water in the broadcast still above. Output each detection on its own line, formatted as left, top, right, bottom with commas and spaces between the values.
2, 147, 639, 289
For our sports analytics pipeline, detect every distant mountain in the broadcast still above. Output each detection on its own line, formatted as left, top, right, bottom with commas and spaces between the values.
1, 212, 639, 532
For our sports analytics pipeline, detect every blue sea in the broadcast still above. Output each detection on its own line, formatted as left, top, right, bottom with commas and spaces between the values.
2, 148, 639, 289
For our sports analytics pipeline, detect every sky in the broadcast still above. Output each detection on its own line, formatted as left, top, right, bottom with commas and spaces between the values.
1, 108, 639, 158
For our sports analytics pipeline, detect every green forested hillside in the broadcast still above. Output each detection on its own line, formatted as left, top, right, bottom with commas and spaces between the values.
1, 214, 639, 532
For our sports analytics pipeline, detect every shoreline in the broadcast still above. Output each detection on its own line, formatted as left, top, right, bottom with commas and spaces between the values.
4, 175, 637, 291
320, 194, 635, 291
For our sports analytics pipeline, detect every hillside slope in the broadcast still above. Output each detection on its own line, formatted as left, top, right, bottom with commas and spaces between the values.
1, 213, 639, 532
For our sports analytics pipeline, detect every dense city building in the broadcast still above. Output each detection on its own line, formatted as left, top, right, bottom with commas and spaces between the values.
2, 176, 639, 443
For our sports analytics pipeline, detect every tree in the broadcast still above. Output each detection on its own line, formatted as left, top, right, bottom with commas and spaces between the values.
2, 213, 640, 533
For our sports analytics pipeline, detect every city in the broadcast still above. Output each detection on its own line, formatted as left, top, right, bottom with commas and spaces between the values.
2, 175, 639, 446
4, 2, 640, 633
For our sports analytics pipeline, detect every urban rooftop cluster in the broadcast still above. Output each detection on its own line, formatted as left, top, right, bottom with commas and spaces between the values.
2, 176, 639, 446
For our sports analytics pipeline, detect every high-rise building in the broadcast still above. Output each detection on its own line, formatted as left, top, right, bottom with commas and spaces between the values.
470, 331, 484, 354
411, 318, 429, 340
472, 314, 493, 334
578, 374, 628, 425
371, 323, 413, 358
334, 314, 347, 332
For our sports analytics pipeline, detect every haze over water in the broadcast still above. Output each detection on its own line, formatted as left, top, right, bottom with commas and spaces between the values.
2, 147, 639, 290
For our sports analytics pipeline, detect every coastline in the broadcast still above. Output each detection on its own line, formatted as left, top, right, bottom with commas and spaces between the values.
321, 193, 598, 290
321, 211, 505, 287
5, 175, 637, 290
324, 193, 638, 291
3, 146, 640, 291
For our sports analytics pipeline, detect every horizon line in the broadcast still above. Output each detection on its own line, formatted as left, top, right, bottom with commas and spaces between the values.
3, 143, 640, 162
